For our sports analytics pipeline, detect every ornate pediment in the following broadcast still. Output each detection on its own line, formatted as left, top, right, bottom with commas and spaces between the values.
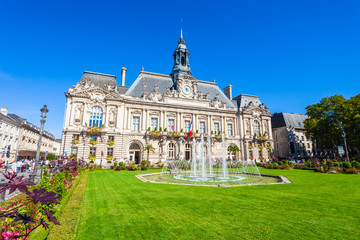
69, 85, 120, 101
209, 94, 226, 109
242, 101, 271, 115
143, 87, 165, 102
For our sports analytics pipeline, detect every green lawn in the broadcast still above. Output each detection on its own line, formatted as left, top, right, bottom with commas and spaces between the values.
74, 169, 360, 240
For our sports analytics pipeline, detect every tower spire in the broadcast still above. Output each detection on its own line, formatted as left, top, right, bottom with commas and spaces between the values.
170, 30, 191, 79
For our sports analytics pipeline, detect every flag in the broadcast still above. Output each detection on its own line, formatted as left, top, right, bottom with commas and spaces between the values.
188, 119, 193, 138
171, 122, 174, 132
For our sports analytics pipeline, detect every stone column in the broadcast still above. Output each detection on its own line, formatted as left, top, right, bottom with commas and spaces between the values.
142, 109, 145, 131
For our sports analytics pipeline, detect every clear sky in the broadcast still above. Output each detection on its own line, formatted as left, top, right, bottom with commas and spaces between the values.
1, 0, 359, 138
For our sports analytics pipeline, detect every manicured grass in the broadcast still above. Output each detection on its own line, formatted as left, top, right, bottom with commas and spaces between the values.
75, 169, 360, 239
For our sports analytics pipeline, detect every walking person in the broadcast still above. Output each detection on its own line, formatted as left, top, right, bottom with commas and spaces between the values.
16, 160, 21, 173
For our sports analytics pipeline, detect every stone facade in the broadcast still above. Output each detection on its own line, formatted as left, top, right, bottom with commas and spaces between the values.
272, 112, 314, 159
61, 33, 274, 164
0, 107, 60, 161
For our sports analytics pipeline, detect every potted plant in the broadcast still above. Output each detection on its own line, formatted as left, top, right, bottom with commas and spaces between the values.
90, 139, 97, 145
73, 139, 79, 145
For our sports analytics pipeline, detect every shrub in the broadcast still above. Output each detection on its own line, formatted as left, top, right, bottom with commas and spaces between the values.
87, 162, 90, 169
306, 160, 312, 168
127, 165, 139, 171
118, 162, 126, 169
46, 154, 56, 160
345, 168, 360, 174
140, 165, 148, 170
342, 161, 352, 169
115, 166, 122, 171
141, 160, 147, 165
149, 165, 155, 169
351, 161, 360, 169
114, 162, 118, 168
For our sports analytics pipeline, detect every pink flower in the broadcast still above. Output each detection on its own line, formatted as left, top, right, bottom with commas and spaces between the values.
2, 231, 20, 239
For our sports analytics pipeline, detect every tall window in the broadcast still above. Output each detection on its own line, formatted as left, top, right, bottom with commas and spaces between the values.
72, 134, 80, 140
89, 106, 103, 127
214, 122, 219, 134
227, 123, 233, 136
71, 147, 78, 155
253, 120, 260, 136
151, 118, 158, 130
168, 143, 175, 158
185, 143, 191, 160
185, 120, 190, 132
107, 148, 113, 157
168, 119, 175, 132
133, 116, 140, 131
200, 121, 206, 134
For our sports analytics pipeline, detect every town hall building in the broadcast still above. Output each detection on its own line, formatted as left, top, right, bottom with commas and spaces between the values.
61, 31, 274, 164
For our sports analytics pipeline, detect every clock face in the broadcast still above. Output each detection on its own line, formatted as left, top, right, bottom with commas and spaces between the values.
183, 85, 191, 94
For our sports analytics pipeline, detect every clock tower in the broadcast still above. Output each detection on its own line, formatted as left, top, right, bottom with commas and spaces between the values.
170, 28, 191, 80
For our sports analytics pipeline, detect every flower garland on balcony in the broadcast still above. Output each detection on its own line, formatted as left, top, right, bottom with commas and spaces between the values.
89, 139, 97, 145
106, 155, 113, 161
89, 154, 96, 161
249, 143, 254, 149
170, 132, 180, 137
150, 131, 162, 137
266, 142, 272, 151
107, 140, 114, 146
258, 144, 264, 151
73, 139, 79, 145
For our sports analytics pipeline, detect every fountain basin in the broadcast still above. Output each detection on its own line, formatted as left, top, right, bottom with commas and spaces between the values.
136, 172, 291, 187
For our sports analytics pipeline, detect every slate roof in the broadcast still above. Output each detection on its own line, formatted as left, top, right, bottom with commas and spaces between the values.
271, 112, 308, 129
124, 71, 237, 108
233, 94, 262, 109
80, 71, 118, 88
7, 113, 56, 139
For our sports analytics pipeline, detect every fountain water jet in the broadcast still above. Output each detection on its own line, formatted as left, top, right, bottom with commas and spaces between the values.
161, 133, 263, 186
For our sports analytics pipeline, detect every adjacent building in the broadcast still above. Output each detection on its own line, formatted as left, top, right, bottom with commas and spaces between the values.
61, 31, 274, 163
0, 107, 61, 162
271, 112, 314, 159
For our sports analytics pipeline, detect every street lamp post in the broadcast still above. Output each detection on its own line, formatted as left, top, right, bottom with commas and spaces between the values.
340, 125, 350, 163
30, 105, 49, 184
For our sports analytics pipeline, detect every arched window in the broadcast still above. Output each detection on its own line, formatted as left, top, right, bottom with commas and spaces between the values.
181, 56, 185, 66
89, 106, 103, 127
168, 143, 175, 159
253, 120, 260, 136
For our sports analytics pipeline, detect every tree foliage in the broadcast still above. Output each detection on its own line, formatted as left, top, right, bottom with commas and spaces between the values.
304, 94, 360, 155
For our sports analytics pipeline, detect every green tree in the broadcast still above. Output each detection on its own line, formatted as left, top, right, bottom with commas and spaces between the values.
304, 94, 360, 156
230, 145, 241, 160
142, 144, 155, 163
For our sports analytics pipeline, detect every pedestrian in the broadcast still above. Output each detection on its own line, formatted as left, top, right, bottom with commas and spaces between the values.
11, 161, 16, 173
16, 160, 21, 173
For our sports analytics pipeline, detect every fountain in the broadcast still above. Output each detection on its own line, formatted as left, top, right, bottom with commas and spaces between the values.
160, 132, 263, 186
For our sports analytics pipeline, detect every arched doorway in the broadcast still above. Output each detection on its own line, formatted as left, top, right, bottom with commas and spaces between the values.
129, 142, 141, 164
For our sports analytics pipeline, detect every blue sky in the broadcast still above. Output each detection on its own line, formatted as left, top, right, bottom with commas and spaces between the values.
1, 0, 359, 138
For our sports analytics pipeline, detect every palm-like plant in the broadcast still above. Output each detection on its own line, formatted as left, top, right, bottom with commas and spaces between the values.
230, 145, 241, 160
142, 144, 155, 164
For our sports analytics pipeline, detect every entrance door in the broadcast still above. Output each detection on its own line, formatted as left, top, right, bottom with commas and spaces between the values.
129, 143, 141, 164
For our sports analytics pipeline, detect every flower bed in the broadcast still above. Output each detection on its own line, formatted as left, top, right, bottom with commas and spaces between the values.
0, 156, 86, 239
